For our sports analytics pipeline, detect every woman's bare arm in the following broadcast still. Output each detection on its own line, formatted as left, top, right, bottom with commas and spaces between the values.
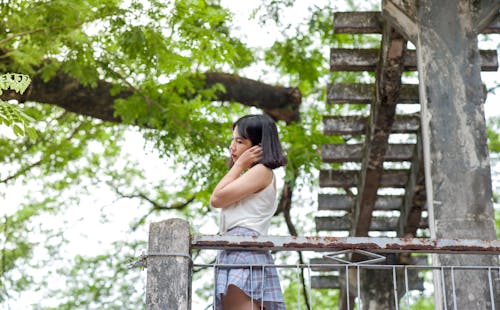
210, 146, 272, 208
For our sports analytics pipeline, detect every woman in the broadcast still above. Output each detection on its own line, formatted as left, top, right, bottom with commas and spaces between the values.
210, 114, 287, 310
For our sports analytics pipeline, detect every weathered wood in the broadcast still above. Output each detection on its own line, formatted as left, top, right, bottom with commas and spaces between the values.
318, 194, 403, 211
315, 215, 352, 231
333, 11, 383, 34
146, 219, 191, 310
323, 115, 420, 135
399, 135, 426, 237
330, 48, 498, 71
315, 215, 428, 231
310, 273, 424, 290
322, 143, 414, 162
383, 1, 500, 309
311, 275, 341, 289
319, 169, 409, 188
333, 11, 500, 34
327, 83, 419, 104
351, 24, 406, 238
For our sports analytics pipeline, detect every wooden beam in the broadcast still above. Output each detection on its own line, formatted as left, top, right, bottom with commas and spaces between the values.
327, 83, 419, 104
351, 24, 407, 237
318, 194, 403, 211
310, 269, 425, 290
315, 215, 428, 232
399, 135, 426, 237
333, 11, 500, 34
319, 169, 409, 188
330, 48, 498, 72
322, 143, 415, 162
311, 275, 341, 289
333, 11, 383, 34
323, 115, 420, 135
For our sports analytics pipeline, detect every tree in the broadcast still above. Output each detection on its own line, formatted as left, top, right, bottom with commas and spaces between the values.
0, 0, 498, 308
0, 0, 336, 307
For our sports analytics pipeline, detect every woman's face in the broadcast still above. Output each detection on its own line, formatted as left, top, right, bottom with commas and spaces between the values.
229, 126, 252, 163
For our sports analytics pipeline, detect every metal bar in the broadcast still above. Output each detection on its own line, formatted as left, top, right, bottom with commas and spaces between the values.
307, 264, 313, 309
192, 235, 500, 254
357, 266, 362, 309
345, 265, 350, 310
441, 267, 448, 310
197, 263, 500, 271
404, 267, 410, 310
451, 267, 457, 310
488, 268, 495, 310
213, 264, 217, 310
261, 266, 265, 310
250, 265, 254, 309
296, 265, 300, 310
393, 266, 399, 310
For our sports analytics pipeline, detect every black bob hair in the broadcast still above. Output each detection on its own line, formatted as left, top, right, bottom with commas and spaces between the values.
233, 114, 287, 169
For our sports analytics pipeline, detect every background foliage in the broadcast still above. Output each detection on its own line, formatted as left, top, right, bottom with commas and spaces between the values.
0, 0, 498, 308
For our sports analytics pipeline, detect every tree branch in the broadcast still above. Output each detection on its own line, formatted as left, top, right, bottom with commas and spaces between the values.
1, 70, 301, 123
276, 174, 311, 310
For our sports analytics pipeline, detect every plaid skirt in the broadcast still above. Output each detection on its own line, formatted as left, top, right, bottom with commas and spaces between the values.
215, 226, 286, 310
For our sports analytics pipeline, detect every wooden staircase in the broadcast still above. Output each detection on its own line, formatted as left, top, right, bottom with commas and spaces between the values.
312, 10, 499, 292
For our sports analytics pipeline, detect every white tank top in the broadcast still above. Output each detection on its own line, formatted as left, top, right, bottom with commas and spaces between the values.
219, 173, 277, 235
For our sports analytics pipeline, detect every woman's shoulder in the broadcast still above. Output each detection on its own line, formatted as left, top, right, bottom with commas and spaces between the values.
249, 163, 273, 175
246, 164, 273, 183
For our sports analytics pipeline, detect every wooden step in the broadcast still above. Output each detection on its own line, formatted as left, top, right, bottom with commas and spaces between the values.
333, 11, 500, 34
327, 83, 419, 104
315, 215, 428, 232
311, 275, 341, 289
323, 115, 420, 135
330, 48, 498, 72
311, 274, 424, 290
311, 269, 425, 290
318, 194, 403, 211
319, 169, 409, 188
322, 143, 415, 162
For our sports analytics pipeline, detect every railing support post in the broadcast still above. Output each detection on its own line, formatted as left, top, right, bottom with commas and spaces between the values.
146, 218, 191, 310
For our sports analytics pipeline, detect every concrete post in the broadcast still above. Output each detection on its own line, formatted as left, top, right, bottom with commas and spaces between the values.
382, 1, 500, 309
146, 218, 191, 310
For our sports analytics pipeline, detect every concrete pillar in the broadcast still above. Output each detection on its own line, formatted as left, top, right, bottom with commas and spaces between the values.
146, 218, 191, 310
382, 1, 499, 309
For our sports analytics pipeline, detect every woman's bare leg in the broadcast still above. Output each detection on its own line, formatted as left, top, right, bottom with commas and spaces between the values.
221, 284, 262, 310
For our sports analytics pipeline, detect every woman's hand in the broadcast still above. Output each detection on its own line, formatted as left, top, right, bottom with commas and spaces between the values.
234, 145, 262, 170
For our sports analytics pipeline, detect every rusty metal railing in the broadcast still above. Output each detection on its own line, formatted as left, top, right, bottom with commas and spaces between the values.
191, 235, 500, 310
